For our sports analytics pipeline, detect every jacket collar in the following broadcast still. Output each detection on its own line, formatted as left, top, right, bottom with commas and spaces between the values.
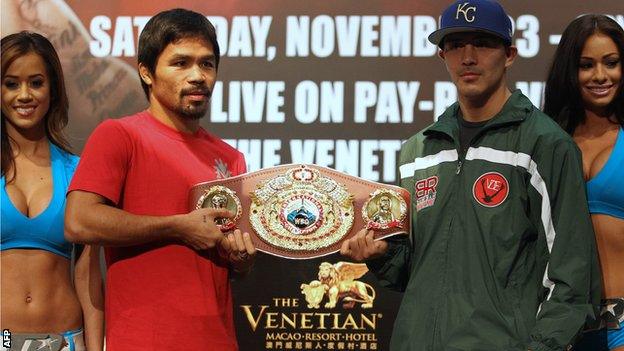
425, 90, 534, 140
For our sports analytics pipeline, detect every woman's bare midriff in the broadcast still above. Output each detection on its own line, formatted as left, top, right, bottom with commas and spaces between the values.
1, 249, 82, 332
592, 214, 624, 298
574, 121, 623, 298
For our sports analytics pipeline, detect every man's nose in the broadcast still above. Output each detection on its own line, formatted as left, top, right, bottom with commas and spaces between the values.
461, 44, 478, 65
188, 65, 206, 84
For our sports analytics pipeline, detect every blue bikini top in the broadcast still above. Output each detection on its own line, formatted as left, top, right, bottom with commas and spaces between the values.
586, 127, 624, 220
1, 143, 79, 259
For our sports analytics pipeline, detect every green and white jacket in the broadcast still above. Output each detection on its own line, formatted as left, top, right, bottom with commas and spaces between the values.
371, 91, 601, 351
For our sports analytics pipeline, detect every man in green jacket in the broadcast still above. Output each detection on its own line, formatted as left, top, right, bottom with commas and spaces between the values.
340, 1, 601, 350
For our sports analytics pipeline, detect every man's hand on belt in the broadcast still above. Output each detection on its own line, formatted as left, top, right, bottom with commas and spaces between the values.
174, 207, 233, 250
218, 229, 257, 273
340, 229, 388, 262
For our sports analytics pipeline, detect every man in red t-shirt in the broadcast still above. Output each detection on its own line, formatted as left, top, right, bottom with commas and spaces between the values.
65, 9, 255, 351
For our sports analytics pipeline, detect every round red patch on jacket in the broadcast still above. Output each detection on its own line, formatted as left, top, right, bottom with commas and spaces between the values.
472, 172, 509, 207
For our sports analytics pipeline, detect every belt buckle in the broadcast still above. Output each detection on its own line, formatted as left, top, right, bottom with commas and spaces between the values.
249, 165, 354, 253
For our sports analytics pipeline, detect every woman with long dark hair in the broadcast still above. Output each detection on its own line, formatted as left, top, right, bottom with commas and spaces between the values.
544, 14, 624, 351
1, 31, 102, 351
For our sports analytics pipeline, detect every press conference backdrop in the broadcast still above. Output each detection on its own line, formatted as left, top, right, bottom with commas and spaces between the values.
2, 1, 621, 350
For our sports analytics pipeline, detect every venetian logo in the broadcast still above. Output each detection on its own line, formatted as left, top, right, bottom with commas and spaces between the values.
300, 262, 376, 309
250, 165, 355, 253
472, 172, 509, 207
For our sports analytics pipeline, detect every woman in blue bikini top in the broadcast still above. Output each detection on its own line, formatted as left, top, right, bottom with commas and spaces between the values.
1, 32, 102, 351
544, 14, 624, 351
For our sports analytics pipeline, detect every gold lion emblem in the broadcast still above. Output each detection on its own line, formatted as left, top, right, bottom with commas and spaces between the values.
300, 261, 376, 309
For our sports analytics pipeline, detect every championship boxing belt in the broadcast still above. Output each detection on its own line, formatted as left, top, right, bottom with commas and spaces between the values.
188, 164, 410, 259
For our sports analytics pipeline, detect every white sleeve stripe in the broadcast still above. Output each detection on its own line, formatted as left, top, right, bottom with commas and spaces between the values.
465, 146, 532, 169
465, 146, 556, 308
399, 149, 458, 179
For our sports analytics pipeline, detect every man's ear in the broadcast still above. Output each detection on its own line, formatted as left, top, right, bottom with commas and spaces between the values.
438, 49, 445, 60
504, 46, 518, 69
138, 63, 153, 86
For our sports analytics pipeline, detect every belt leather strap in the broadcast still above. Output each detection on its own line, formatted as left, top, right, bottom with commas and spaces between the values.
189, 164, 410, 259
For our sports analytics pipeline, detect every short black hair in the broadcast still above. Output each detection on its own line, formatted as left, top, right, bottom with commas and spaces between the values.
544, 14, 624, 134
137, 8, 220, 99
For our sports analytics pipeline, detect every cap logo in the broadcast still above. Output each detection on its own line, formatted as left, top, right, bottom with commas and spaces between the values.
456, 2, 476, 22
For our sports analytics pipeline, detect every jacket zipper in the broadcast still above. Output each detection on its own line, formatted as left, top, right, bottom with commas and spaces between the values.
455, 118, 520, 175
433, 138, 464, 348
430, 125, 470, 348
431, 136, 462, 348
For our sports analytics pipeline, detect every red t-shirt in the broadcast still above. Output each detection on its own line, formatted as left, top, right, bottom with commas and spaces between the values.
69, 111, 246, 351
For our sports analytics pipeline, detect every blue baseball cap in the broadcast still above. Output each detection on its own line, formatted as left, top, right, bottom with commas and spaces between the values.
428, 0, 513, 47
